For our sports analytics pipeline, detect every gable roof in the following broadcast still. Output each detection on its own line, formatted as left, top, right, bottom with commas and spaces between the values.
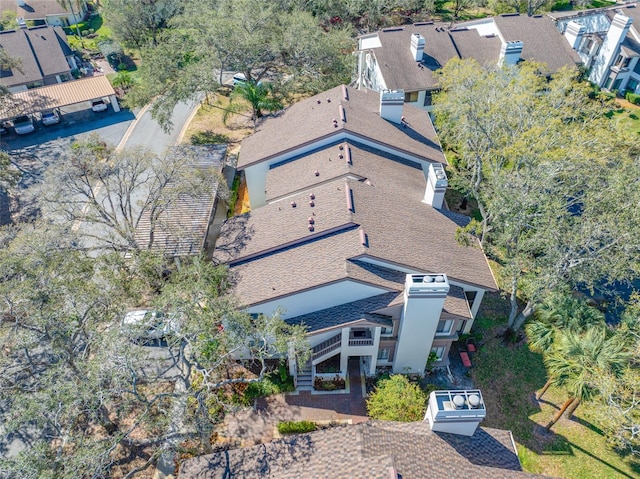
237, 85, 446, 169
492, 15, 581, 72
178, 421, 552, 479
214, 142, 497, 307
0, 26, 71, 88
360, 15, 581, 93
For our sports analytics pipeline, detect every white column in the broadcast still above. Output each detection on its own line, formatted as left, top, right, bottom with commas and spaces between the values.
469, 290, 485, 319
340, 328, 349, 374
110, 95, 121, 112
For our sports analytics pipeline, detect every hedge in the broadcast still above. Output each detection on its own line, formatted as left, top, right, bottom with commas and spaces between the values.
277, 421, 317, 434
625, 91, 640, 105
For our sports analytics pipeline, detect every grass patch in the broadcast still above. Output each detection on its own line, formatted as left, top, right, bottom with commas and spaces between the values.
608, 107, 640, 136
551, 0, 615, 11
471, 292, 640, 478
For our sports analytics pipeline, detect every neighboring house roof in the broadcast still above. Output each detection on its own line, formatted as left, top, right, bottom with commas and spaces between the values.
178, 421, 552, 479
360, 14, 581, 93
0, 26, 71, 88
492, 15, 582, 72
0, 0, 83, 21
237, 85, 446, 169
133, 145, 227, 257
1, 75, 116, 118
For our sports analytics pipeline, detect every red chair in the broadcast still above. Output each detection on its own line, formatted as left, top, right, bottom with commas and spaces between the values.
460, 351, 472, 367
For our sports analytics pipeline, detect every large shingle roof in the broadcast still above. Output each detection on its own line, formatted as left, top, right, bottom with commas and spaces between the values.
0, 0, 80, 20
178, 421, 553, 479
493, 15, 581, 72
238, 85, 446, 168
214, 141, 496, 307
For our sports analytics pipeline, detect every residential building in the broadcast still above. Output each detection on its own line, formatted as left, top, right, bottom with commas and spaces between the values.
550, 3, 640, 92
179, 389, 548, 478
0, 25, 76, 92
356, 14, 580, 109
0, 0, 87, 27
213, 85, 497, 386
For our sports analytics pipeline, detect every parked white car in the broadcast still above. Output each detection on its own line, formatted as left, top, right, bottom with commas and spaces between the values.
121, 310, 180, 341
41, 110, 61, 126
13, 116, 35, 135
91, 99, 108, 112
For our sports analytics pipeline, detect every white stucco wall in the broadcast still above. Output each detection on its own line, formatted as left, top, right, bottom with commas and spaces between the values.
247, 280, 389, 319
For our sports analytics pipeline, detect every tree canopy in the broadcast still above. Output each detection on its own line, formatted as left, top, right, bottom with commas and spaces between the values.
434, 59, 640, 331
366, 375, 427, 422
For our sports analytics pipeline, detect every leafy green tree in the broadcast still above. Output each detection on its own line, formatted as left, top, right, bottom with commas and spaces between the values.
366, 375, 427, 422
434, 59, 640, 333
544, 327, 631, 430
128, 0, 354, 130
0, 225, 309, 476
526, 294, 605, 399
103, 0, 183, 49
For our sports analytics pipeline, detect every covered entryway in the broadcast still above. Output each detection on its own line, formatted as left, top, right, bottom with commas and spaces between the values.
0, 75, 119, 120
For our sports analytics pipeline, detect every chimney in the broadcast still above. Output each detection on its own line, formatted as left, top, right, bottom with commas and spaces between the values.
499, 41, 523, 66
410, 33, 425, 61
564, 20, 586, 50
423, 163, 448, 209
393, 274, 449, 374
17, 17, 27, 29
598, 13, 633, 87
425, 389, 486, 436
379, 89, 404, 124
17, 0, 26, 7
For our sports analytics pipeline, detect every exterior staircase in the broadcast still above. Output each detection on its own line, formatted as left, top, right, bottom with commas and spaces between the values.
297, 359, 313, 390
311, 332, 342, 364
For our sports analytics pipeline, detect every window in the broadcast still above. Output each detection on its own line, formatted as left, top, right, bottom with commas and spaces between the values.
436, 320, 453, 335
377, 348, 389, 360
623, 57, 632, 69
431, 346, 445, 361
615, 55, 624, 67
612, 78, 623, 91
424, 90, 434, 106
380, 326, 393, 337
604, 77, 613, 89
404, 91, 419, 103
634, 60, 640, 75
627, 78, 639, 93
456, 320, 467, 333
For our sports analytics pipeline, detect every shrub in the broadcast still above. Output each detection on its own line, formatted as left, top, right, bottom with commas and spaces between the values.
625, 91, 640, 105
277, 421, 317, 434
313, 375, 345, 391
242, 363, 294, 405
366, 374, 427, 422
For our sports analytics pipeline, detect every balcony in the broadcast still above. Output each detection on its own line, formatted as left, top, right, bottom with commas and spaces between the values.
312, 333, 342, 361
348, 329, 373, 346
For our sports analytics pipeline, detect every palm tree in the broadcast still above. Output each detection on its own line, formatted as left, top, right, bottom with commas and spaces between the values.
224, 80, 283, 128
526, 294, 604, 399
544, 327, 631, 430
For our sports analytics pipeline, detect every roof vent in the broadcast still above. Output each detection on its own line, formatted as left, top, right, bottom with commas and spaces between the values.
309, 193, 315, 200
308, 225, 315, 231
435, 275, 445, 283
308, 217, 315, 225
291, 201, 297, 208
339, 154, 344, 159
360, 229, 368, 247
309, 200, 315, 207
342, 85, 349, 101
345, 147, 352, 165
314, 170, 320, 176
339, 144, 344, 150
327, 98, 331, 103
317, 99, 321, 104
339, 105, 346, 122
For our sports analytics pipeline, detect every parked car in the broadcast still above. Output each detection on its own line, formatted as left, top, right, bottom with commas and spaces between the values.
13, 116, 35, 135
121, 310, 181, 341
91, 99, 108, 112
232, 72, 247, 86
41, 109, 61, 126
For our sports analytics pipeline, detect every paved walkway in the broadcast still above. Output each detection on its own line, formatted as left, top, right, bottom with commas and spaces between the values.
220, 357, 368, 446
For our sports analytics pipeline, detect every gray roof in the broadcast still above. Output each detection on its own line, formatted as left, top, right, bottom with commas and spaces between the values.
492, 15, 582, 72
178, 421, 552, 479
134, 145, 227, 257
238, 85, 446, 169
0, 26, 71, 87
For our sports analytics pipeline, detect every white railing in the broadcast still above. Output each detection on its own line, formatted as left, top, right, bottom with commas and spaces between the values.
348, 338, 374, 346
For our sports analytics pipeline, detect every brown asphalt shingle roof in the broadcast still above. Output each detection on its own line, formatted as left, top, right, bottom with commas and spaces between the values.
0, 0, 80, 20
178, 421, 553, 479
238, 85, 446, 169
215, 141, 496, 307
493, 15, 581, 72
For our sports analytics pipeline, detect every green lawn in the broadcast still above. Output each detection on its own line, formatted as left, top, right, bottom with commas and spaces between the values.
608, 108, 640, 136
471, 295, 640, 479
